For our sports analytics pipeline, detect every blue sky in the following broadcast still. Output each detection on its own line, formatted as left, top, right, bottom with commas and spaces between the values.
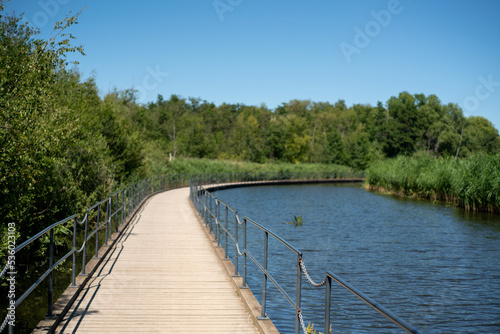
7, 0, 500, 130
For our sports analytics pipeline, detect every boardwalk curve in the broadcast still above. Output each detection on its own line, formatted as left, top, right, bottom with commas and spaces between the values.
55, 188, 263, 333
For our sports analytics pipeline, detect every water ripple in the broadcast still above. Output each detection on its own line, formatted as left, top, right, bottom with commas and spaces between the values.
214, 184, 500, 334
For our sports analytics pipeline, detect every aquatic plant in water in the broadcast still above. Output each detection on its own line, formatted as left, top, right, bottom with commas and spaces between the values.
286, 215, 303, 227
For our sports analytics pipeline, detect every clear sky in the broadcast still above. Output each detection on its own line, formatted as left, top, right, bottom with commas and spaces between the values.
6, 0, 500, 130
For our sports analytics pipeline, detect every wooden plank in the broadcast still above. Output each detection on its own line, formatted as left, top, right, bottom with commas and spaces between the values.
55, 188, 263, 334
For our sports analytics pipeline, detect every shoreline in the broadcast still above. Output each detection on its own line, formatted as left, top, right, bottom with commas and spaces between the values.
364, 183, 499, 214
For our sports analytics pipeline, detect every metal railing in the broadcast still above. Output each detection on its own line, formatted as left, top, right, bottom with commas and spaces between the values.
190, 170, 365, 187
190, 175, 421, 334
0, 171, 364, 333
0, 174, 190, 334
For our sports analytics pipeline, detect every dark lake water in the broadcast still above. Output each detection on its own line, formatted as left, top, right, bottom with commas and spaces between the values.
213, 183, 500, 334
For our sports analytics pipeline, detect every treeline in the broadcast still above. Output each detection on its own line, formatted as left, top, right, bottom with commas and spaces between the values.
367, 153, 500, 212
135, 92, 499, 171
2, 6, 500, 247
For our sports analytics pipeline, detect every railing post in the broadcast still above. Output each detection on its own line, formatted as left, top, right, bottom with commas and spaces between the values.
216, 199, 221, 246
259, 231, 269, 319
241, 218, 248, 288
224, 206, 229, 260
214, 199, 219, 244
204, 191, 208, 226
128, 188, 131, 218
108, 198, 112, 241
202, 191, 206, 225
72, 217, 77, 287
130, 187, 133, 212
325, 275, 332, 334
209, 195, 213, 233
116, 193, 119, 232
94, 205, 100, 259
233, 212, 240, 277
127, 188, 130, 217
47, 228, 54, 318
104, 200, 109, 246
81, 214, 89, 276
122, 190, 126, 222
295, 254, 302, 334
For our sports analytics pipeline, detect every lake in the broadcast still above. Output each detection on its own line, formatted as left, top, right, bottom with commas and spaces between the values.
213, 183, 500, 334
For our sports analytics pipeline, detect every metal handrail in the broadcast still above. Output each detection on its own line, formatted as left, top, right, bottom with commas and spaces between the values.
1, 171, 364, 334
325, 271, 420, 334
13, 215, 77, 253
244, 217, 302, 255
190, 175, 421, 334
0, 174, 189, 334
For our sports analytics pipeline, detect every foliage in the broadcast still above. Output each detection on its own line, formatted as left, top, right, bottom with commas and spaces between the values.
0, 7, 113, 254
151, 157, 353, 177
306, 322, 332, 334
134, 92, 498, 172
2, 4, 499, 333
2, 1, 500, 257
366, 153, 500, 212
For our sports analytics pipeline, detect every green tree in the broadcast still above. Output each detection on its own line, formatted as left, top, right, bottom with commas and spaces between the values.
101, 92, 145, 181
461, 116, 500, 156
0, 7, 115, 257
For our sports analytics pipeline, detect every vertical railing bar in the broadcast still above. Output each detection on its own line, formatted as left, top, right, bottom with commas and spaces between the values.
104, 199, 109, 246
215, 199, 219, 244
81, 214, 88, 275
47, 228, 54, 318
234, 212, 240, 277
116, 193, 119, 232
295, 253, 302, 334
108, 197, 112, 241
72, 217, 77, 287
205, 192, 208, 227
259, 231, 269, 319
242, 218, 248, 288
94, 205, 100, 259
122, 190, 126, 223
325, 275, 332, 334
225, 206, 229, 260
209, 195, 213, 233
217, 199, 221, 246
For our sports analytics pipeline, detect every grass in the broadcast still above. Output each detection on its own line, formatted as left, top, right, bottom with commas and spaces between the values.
152, 157, 356, 177
366, 153, 500, 212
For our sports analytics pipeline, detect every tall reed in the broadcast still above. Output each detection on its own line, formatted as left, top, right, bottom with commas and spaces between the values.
366, 153, 500, 212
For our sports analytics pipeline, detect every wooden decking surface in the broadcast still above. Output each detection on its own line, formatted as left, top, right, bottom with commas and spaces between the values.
55, 188, 261, 334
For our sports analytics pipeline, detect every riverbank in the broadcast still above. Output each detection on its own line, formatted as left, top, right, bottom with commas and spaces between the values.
158, 157, 355, 176
365, 153, 500, 213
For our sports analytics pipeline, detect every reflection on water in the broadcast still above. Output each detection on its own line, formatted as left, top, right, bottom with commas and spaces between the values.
214, 184, 500, 334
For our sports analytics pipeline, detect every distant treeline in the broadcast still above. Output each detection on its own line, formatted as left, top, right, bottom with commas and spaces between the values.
136, 91, 499, 169
1, 7, 500, 247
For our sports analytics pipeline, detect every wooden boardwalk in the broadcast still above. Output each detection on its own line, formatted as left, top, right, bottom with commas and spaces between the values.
55, 188, 264, 334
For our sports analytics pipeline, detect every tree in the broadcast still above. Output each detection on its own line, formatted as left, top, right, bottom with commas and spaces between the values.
0, 7, 115, 258
101, 93, 145, 181
461, 116, 500, 156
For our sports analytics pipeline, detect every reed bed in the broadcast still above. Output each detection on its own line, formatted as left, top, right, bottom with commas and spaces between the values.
159, 157, 353, 176
366, 153, 500, 212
